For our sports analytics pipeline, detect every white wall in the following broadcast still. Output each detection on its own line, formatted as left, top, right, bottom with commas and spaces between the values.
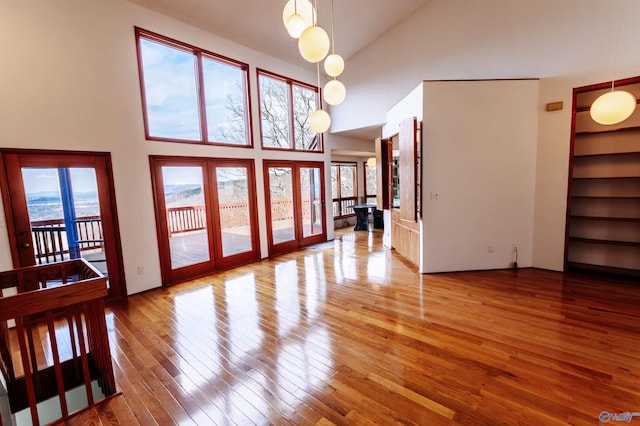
330, 0, 640, 272
421, 80, 539, 272
0, 0, 336, 294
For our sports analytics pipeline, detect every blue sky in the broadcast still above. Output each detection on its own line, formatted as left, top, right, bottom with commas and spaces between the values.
22, 168, 97, 195
140, 37, 246, 142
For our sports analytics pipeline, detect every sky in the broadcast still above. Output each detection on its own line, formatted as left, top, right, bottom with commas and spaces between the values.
22, 168, 98, 195
140, 37, 247, 142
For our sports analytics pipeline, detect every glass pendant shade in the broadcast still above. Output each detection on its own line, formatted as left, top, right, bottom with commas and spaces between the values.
310, 109, 331, 133
590, 90, 637, 125
324, 54, 344, 77
286, 14, 308, 38
298, 26, 330, 63
323, 79, 346, 105
366, 157, 376, 169
282, 0, 315, 36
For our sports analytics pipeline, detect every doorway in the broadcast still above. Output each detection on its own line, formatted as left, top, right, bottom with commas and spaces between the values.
0, 150, 126, 298
264, 161, 326, 256
150, 156, 260, 285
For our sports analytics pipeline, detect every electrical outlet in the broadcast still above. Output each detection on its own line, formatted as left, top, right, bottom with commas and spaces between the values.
137, 266, 144, 275
487, 244, 494, 253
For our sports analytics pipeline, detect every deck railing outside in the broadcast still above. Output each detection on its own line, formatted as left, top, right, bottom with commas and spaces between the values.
332, 197, 357, 218
30, 216, 103, 265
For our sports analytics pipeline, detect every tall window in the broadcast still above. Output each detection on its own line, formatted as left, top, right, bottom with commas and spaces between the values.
364, 161, 377, 203
258, 69, 321, 152
331, 163, 357, 218
136, 28, 251, 146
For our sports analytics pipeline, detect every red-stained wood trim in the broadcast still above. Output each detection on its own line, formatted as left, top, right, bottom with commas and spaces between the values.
256, 68, 324, 153
134, 27, 253, 147
0, 278, 107, 320
564, 87, 579, 272
0, 149, 127, 298
564, 75, 640, 276
263, 160, 326, 257
149, 156, 261, 286
0, 153, 23, 269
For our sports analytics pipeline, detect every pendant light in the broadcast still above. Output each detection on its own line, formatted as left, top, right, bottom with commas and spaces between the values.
366, 157, 376, 169
310, 62, 331, 133
323, 0, 345, 77
322, 0, 346, 105
283, 0, 315, 39
298, 0, 330, 63
590, 0, 637, 125
324, 79, 346, 105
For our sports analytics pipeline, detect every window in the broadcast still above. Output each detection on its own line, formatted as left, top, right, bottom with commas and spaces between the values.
258, 69, 321, 152
331, 163, 357, 218
135, 28, 251, 146
364, 160, 377, 204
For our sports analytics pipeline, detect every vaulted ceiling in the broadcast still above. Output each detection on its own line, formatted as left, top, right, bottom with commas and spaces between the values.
127, 0, 430, 67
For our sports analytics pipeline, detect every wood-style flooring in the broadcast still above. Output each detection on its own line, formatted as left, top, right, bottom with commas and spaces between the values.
57, 229, 640, 425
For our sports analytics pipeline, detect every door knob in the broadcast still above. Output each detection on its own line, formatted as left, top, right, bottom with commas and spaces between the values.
21, 242, 31, 249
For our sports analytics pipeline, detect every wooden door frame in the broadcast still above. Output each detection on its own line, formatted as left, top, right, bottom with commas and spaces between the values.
149, 155, 261, 286
0, 148, 126, 298
263, 160, 327, 256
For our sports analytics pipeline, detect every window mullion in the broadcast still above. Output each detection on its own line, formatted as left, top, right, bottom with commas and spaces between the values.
288, 81, 296, 150
195, 51, 209, 142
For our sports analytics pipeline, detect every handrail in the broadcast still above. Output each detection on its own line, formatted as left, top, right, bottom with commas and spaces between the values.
0, 259, 115, 426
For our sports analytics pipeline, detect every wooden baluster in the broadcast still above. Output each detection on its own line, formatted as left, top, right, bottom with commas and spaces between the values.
14, 317, 39, 426
45, 311, 69, 418
67, 312, 81, 379
73, 308, 94, 405
24, 320, 42, 397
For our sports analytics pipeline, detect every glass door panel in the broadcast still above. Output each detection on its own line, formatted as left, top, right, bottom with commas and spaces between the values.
161, 166, 210, 269
216, 167, 253, 257
300, 167, 323, 238
268, 167, 295, 245
21, 167, 109, 277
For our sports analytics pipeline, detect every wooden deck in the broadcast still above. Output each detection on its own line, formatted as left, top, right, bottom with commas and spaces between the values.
46, 228, 640, 425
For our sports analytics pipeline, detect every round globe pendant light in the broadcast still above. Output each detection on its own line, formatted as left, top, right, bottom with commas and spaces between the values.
310, 109, 331, 133
298, 25, 330, 63
286, 14, 307, 38
590, 90, 637, 125
324, 79, 346, 105
282, 0, 315, 38
324, 54, 344, 77
366, 157, 376, 169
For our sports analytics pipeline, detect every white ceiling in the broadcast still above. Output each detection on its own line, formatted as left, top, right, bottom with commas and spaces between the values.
127, 0, 430, 67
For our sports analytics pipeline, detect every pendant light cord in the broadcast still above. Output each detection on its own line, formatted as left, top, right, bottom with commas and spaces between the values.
611, 0, 622, 91
330, 0, 336, 54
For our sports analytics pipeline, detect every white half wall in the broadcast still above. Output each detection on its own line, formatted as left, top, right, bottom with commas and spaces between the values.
421, 80, 539, 272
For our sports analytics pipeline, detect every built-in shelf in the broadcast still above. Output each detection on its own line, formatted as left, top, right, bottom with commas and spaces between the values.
572, 176, 640, 180
573, 151, 640, 158
571, 195, 640, 200
566, 78, 640, 280
570, 215, 640, 223
570, 237, 640, 248
575, 125, 640, 136
566, 261, 640, 278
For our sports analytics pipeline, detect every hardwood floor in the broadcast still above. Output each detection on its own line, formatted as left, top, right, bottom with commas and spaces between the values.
60, 229, 640, 425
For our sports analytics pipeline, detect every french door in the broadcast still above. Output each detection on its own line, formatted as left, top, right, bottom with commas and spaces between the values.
264, 161, 326, 256
0, 150, 125, 298
150, 156, 260, 285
